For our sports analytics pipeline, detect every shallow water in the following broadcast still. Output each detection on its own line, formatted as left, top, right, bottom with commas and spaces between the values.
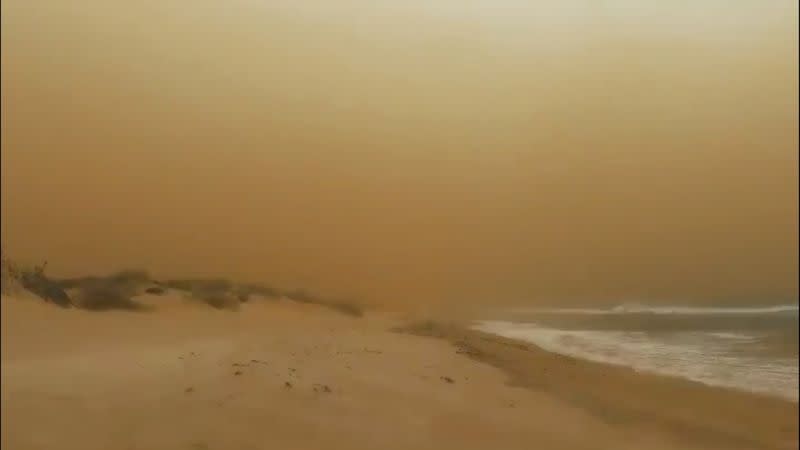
475, 304, 799, 401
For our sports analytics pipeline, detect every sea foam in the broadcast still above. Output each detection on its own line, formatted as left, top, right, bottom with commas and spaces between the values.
473, 308, 799, 401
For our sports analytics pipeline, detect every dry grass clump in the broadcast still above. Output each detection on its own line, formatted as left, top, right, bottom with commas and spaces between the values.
194, 292, 240, 311
2, 249, 72, 307
2, 247, 364, 316
163, 278, 242, 310
74, 282, 148, 311
59, 270, 151, 290
164, 278, 233, 294
58, 269, 153, 311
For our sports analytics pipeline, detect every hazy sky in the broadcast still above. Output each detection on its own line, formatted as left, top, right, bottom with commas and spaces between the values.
2, 0, 797, 307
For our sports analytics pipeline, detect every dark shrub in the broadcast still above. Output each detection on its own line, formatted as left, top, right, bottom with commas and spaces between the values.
197, 293, 239, 311
145, 286, 166, 295
76, 283, 146, 311
165, 278, 233, 294
19, 262, 72, 308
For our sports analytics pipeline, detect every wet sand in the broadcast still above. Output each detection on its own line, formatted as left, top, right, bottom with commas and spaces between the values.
397, 321, 799, 450
2, 295, 797, 450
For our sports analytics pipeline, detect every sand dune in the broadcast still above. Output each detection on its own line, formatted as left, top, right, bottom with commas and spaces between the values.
2, 294, 796, 450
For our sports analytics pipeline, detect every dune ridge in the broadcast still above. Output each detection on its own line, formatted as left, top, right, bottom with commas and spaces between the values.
1, 253, 363, 316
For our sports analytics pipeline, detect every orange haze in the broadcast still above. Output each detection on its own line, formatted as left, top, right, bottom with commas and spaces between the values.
2, 0, 798, 307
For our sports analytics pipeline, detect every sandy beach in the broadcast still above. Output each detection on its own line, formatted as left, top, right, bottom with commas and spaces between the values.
2, 294, 796, 450
3, 0, 797, 448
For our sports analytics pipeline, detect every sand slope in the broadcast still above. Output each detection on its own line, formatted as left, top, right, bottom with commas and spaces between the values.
2, 295, 796, 450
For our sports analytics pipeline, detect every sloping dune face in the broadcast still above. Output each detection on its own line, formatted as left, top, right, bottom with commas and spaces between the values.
2, 0, 798, 308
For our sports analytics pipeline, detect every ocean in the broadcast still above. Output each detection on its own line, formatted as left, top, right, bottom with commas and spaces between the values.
474, 303, 799, 401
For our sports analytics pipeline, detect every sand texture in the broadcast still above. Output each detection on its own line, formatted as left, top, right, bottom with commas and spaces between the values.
2, 294, 797, 450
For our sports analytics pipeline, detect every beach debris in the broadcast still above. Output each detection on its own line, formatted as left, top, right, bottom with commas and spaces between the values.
234, 370, 243, 376
455, 342, 481, 357
231, 360, 267, 369
440, 376, 455, 384
313, 384, 332, 393
284, 381, 293, 389
184, 387, 195, 394
145, 286, 165, 295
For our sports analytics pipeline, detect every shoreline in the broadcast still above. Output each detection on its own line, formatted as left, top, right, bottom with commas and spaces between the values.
472, 317, 798, 402
396, 320, 799, 450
